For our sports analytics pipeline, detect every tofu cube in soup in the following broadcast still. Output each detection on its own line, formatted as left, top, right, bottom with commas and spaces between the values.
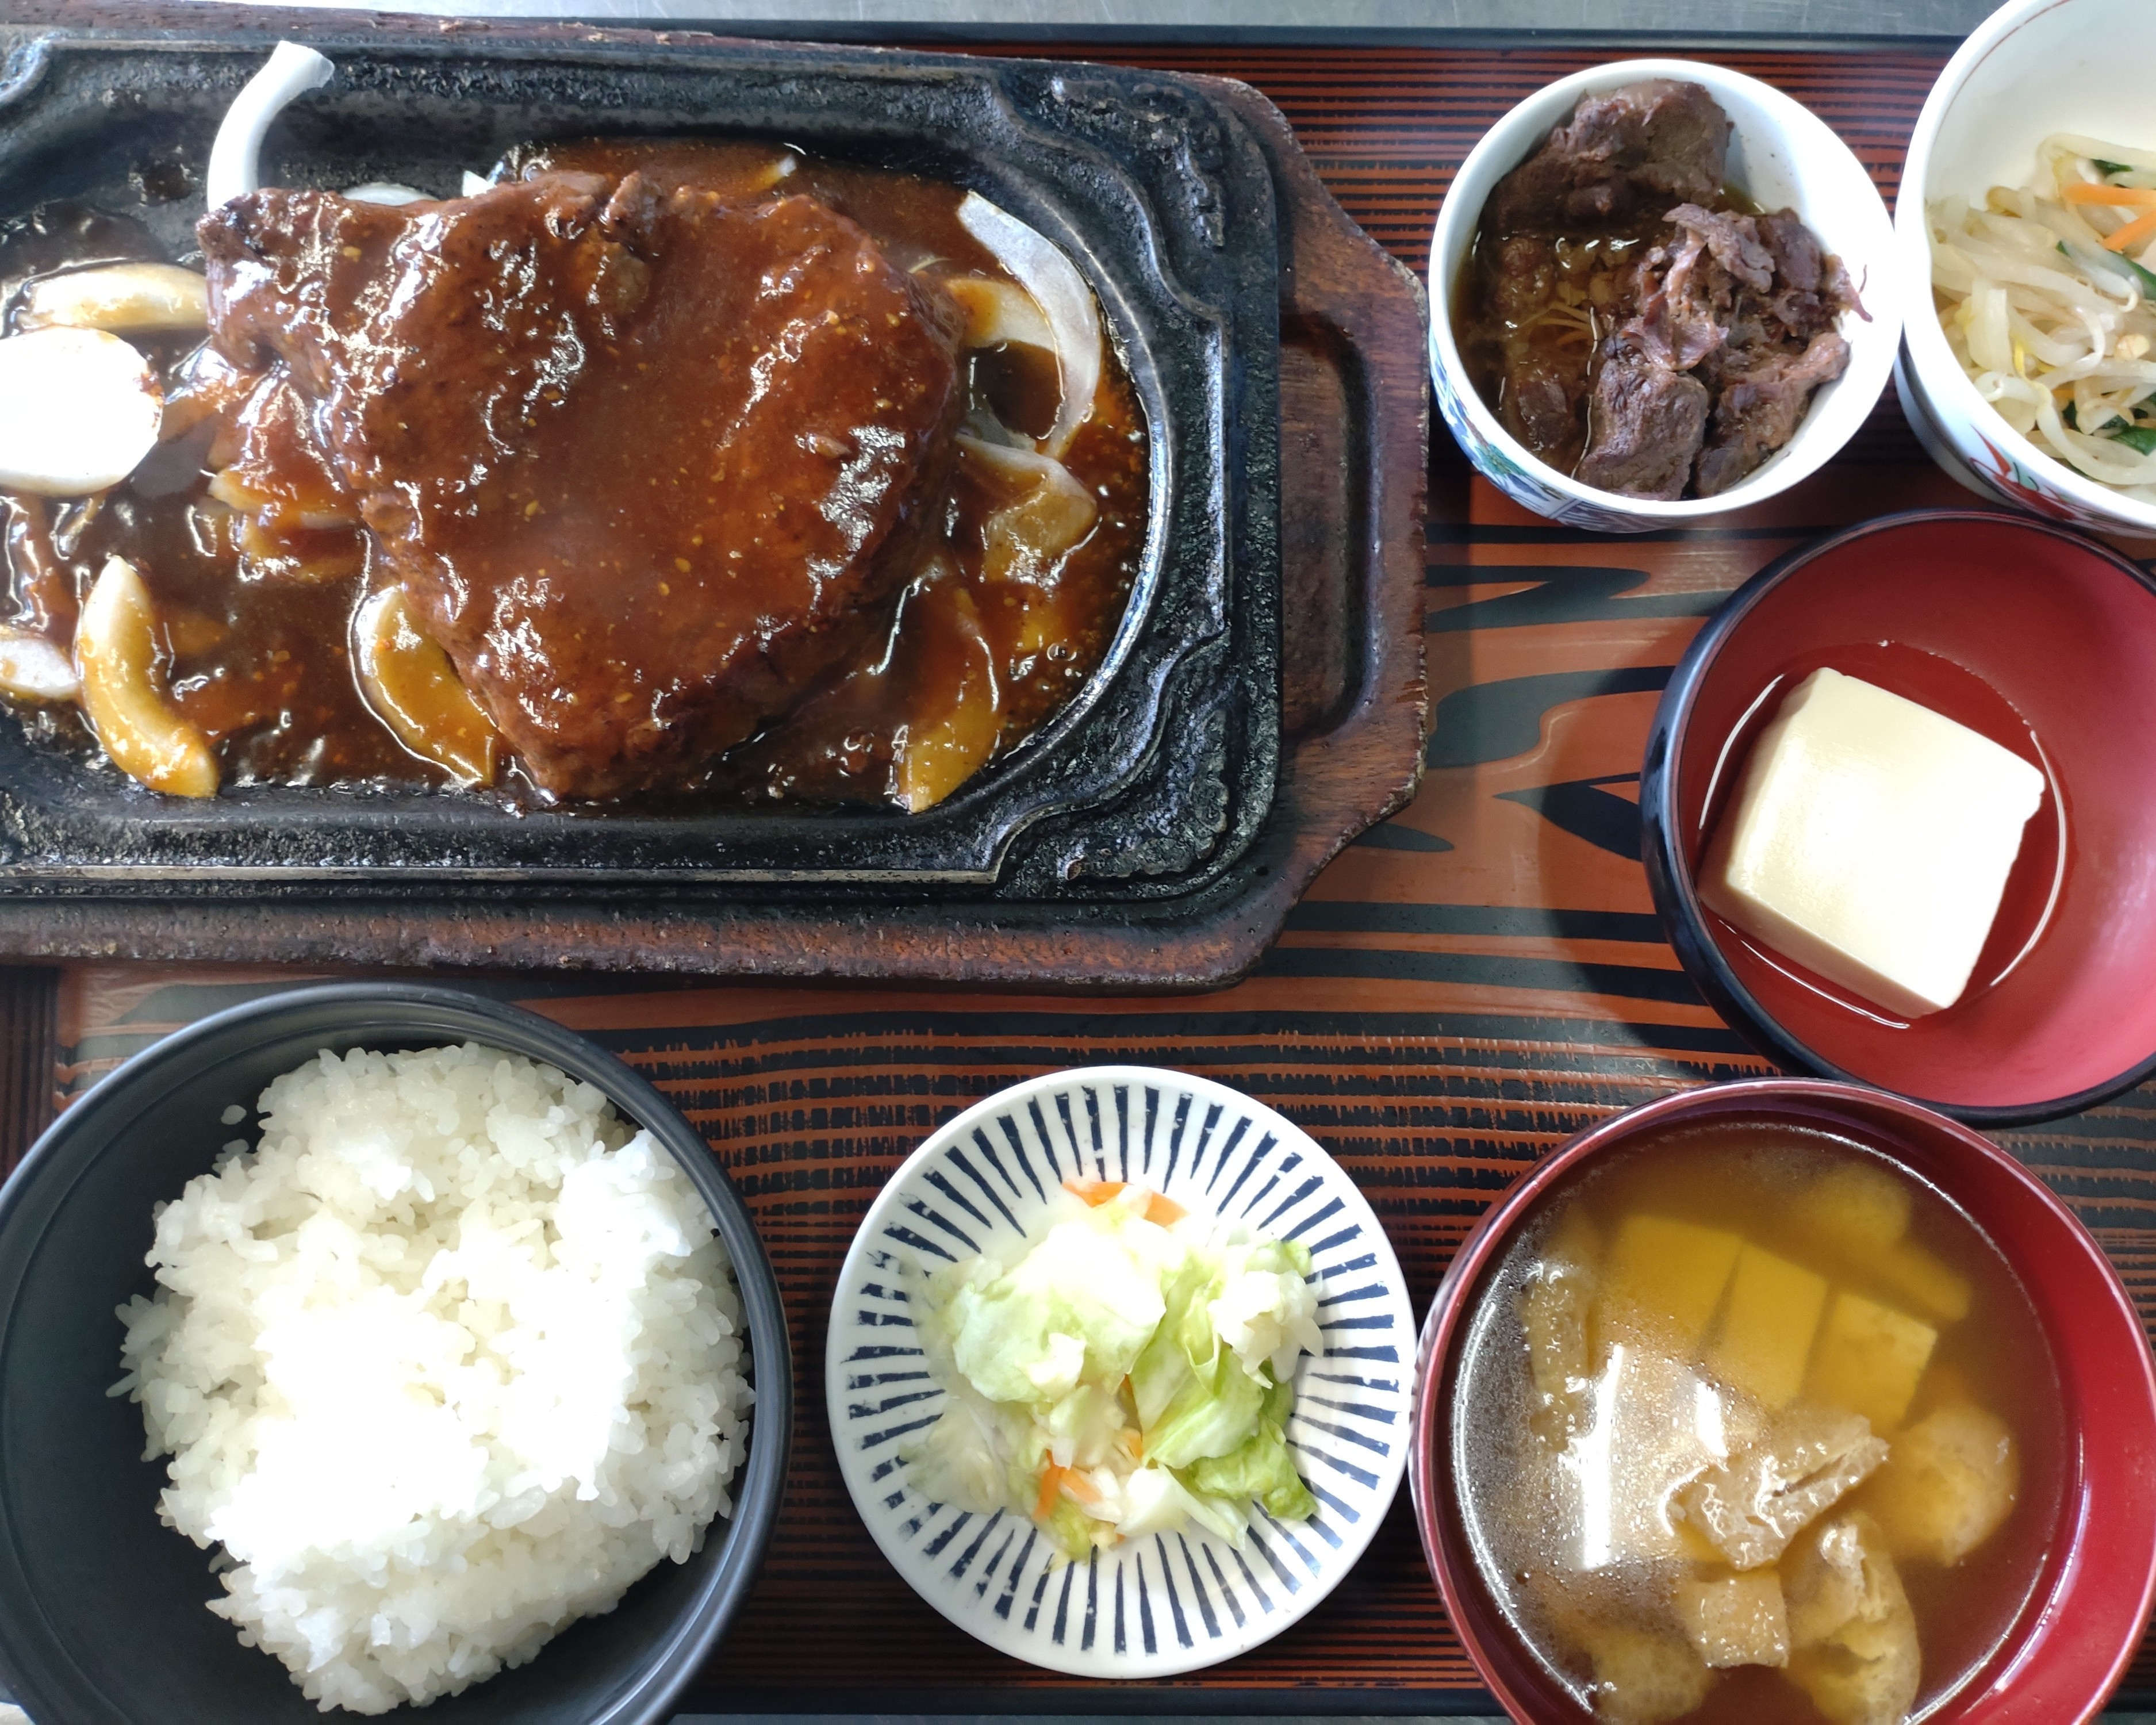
1706, 1244, 1829, 1409
1700, 669, 2045, 1019
1597, 1214, 1742, 1351
1806, 1291, 1937, 1432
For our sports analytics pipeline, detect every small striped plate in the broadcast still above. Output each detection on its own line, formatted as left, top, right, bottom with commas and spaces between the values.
826, 1065, 1414, 1677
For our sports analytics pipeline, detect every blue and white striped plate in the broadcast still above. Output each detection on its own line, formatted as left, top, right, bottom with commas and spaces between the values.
826, 1065, 1413, 1677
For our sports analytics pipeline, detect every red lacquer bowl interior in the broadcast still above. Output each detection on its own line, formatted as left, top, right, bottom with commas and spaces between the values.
1409, 1080, 2156, 1725
1650, 511, 2156, 1118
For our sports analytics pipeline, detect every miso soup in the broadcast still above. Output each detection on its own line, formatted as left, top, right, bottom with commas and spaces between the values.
1451, 1124, 2061, 1725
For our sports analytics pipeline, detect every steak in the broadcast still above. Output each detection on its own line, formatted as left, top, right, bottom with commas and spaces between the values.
1576, 346, 1710, 500
1487, 79, 1730, 233
200, 170, 965, 798
1693, 329, 1852, 496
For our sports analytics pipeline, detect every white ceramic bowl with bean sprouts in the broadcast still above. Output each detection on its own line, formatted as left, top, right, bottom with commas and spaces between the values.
1898, 0, 2156, 534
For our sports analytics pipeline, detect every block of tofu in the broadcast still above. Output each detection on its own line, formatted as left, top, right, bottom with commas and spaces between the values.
1789, 1162, 1911, 1253
1674, 1569, 1790, 1669
1806, 1291, 1937, 1432
1597, 1214, 1743, 1352
1677, 1404, 1888, 1569
1868, 1400, 2019, 1565
1873, 1240, 1972, 1325
1699, 667, 2046, 1019
1707, 1244, 1829, 1408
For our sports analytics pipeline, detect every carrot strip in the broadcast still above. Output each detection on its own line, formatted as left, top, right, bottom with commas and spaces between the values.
2107, 209, 2156, 253
1144, 1192, 1187, 1226
2063, 183, 2156, 207
1034, 1463, 1104, 1517
1064, 1178, 1125, 1206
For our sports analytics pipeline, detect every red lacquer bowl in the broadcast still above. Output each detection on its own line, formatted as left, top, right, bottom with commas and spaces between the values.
1640, 509, 2156, 1126
1409, 1080, 2156, 1725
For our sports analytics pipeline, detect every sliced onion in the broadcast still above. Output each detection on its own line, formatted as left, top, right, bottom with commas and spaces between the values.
0, 628, 78, 702
343, 182, 429, 206
205, 41, 334, 210
957, 432, 1098, 584
352, 587, 499, 786
943, 277, 1054, 354
0, 328, 162, 496
17, 263, 208, 335
957, 193, 1102, 458
461, 171, 492, 199
75, 555, 220, 798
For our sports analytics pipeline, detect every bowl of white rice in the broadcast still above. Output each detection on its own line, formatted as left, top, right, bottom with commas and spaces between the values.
0, 982, 789, 1725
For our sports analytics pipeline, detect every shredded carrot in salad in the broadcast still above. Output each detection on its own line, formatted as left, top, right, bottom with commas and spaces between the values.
1931, 132, 2156, 496
1062, 1178, 1187, 1225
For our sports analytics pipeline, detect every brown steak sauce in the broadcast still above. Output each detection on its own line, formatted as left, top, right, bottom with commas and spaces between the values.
0, 143, 1145, 808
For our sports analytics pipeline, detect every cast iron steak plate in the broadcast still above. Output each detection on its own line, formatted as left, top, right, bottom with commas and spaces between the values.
0, 30, 1280, 900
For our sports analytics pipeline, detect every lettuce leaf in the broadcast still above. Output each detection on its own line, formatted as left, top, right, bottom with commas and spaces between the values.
947, 1203, 1172, 1405
1182, 1412, 1316, 1522
1144, 1341, 1265, 1469
1042, 1492, 1105, 1562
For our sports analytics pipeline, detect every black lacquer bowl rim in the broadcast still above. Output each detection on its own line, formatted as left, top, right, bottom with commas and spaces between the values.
0, 981, 792, 1725
1639, 505, 2156, 1129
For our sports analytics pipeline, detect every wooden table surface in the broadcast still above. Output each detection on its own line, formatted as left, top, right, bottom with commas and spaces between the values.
4, 30, 2152, 1720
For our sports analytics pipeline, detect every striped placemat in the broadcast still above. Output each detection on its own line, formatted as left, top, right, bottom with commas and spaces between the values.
28, 38, 2156, 1712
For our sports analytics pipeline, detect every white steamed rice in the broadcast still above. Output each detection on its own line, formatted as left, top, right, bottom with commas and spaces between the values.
109, 1041, 752, 1715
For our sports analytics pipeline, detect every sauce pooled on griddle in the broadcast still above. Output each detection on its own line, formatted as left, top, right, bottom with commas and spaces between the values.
0, 141, 1145, 810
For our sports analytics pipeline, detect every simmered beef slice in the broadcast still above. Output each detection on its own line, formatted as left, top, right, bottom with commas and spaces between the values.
1756, 209, 1862, 342
200, 172, 964, 798
1576, 347, 1710, 500
1488, 80, 1730, 232
1480, 234, 1592, 456
1693, 329, 1851, 496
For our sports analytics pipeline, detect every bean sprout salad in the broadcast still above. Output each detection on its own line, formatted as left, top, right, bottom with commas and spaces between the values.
1930, 135, 2156, 499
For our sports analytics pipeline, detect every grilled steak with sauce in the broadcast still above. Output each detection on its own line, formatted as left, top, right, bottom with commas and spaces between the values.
200, 170, 965, 799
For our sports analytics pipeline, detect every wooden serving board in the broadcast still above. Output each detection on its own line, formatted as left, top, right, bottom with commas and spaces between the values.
4, 24, 2154, 1718
0, 7, 1430, 991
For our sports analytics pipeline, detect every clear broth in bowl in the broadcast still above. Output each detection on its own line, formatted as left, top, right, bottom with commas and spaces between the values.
1451, 1123, 2062, 1724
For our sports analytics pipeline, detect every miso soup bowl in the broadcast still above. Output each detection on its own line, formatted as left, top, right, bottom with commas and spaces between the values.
1409, 1078, 2156, 1725
1427, 57, 1901, 532
1640, 508, 2156, 1126
1896, 0, 2156, 535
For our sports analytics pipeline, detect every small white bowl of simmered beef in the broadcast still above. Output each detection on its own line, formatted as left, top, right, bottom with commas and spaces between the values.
1429, 60, 1902, 532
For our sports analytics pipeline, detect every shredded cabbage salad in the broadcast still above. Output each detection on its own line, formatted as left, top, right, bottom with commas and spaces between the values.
906, 1179, 1322, 1559
1929, 134, 2156, 499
